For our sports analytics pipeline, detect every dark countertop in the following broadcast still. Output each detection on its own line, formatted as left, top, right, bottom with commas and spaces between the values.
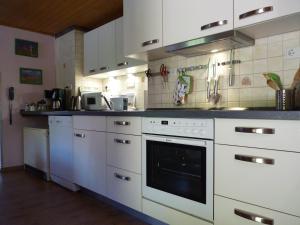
20, 108, 300, 120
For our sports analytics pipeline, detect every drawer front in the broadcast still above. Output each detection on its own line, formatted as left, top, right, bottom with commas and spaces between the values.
215, 144, 300, 217
215, 195, 300, 225
106, 166, 141, 211
49, 116, 73, 127
107, 133, 141, 173
215, 119, 300, 152
107, 117, 141, 135
73, 116, 106, 131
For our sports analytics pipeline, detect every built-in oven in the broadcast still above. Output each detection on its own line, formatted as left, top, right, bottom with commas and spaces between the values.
142, 117, 214, 222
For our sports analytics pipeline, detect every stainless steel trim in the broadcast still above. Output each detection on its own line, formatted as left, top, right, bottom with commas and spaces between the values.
117, 62, 128, 67
234, 209, 274, 225
114, 173, 131, 181
235, 154, 275, 165
74, 133, 85, 138
100, 66, 108, 71
235, 127, 275, 134
114, 121, 130, 126
89, 69, 96, 73
142, 39, 159, 47
114, 138, 131, 144
201, 20, 228, 31
239, 6, 273, 20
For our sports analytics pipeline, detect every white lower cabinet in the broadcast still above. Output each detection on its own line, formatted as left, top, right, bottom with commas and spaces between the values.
215, 195, 300, 225
107, 133, 141, 173
215, 144, 300, 217
73, 129, 106, 196
106, 166, 141, 211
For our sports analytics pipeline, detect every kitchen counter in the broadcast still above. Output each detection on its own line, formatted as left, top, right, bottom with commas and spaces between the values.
20, 108, 300, 120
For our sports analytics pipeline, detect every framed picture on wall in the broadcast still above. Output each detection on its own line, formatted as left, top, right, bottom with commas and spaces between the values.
15, 39, 38, 57
20, 68, 43, 85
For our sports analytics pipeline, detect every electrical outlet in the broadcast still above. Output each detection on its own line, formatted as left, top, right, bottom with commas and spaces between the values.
285, 47, 300, 59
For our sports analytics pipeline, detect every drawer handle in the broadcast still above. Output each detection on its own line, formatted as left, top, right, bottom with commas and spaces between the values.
235, 127, 275, 134
89, 69, 96, 73
114, 173, 131, 181
234, 209, 274, 225
201, 20, 228, 31
239, 6, 273, 20
235, 154, 274, 165
142, 39, 159, 47
114, 121, 130, 126
100, 66, 109, 71
117, 61, 128, 67
74, 133, 86, 138
114, 138, 131, 144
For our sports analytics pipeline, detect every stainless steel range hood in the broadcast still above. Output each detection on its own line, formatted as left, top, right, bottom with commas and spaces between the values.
165, 30, 254, 57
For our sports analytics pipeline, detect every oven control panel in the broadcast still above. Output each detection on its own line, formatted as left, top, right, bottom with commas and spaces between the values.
142, 118, 214, 139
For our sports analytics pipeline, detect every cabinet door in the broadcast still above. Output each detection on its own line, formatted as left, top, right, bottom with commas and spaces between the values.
98, 21, 116, 73
84, 29, 98, 75
115, 17, 145, 69
234, 0, 300, 28
123, 0, 163, 56
163, 0, 233, 46
73, 129, 106, 196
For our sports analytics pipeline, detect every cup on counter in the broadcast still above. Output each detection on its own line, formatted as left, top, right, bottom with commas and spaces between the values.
276, 89, 295, 111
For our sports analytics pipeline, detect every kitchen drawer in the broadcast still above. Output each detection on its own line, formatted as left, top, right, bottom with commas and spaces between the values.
107, 117, 141, 135
215, 144, 300, 217
106, 166, 141, 211
215, 195, 300, 225
49, 116, 72, 127
142, 198, 212, 225
215, 119, 300, 152
73, 116, 106, 131
107, 133, 141, 173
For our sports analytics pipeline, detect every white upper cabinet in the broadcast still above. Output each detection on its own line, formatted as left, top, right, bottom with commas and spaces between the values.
234, 0, 300, 28
123, 0, 163, 56
163, 0, 233, 46
84, 29, 98, 74
115, 17, 144, 69
98, 21, 116, 73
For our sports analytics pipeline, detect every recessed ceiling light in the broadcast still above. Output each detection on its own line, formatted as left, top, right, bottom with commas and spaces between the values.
210, 49, 219, 53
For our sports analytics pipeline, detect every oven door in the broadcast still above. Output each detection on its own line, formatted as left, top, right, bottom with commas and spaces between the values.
142, 134, 213, 222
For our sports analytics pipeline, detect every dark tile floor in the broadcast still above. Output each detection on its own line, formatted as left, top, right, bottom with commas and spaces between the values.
0, 170, 148, 225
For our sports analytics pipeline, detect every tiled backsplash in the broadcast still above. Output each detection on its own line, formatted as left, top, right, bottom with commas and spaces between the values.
101, 73, 147, 109
147, 30, 300, 108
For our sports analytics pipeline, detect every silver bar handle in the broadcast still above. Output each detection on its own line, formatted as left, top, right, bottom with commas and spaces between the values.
74, 133, 86, 138
100, 66, 109, 71
235, 127, 275, 134
201, 20, 228, 31
114, 138, 131, 144
235, 154, 275, 165
234, 209, 274, 225
114, 173, 130, 181
239, 6, 273, 20
142, 39, 159, 47
117, 61, 128, 67
114, 121, 130, 126
89, 69, 95, 73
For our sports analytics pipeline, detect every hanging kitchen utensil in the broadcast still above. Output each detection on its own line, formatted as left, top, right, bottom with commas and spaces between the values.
8, 87, 14, 125
145, 69, 152, 79
228, 49, 235, 86
160, 64, 169, 88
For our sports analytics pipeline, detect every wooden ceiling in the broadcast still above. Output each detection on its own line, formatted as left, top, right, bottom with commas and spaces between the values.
0, 0, 123, 36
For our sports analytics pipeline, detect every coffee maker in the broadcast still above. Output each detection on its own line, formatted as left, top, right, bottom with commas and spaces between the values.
51, 88, 66, 110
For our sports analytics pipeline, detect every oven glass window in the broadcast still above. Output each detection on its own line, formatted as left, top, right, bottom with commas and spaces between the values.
146, 140, 206, 204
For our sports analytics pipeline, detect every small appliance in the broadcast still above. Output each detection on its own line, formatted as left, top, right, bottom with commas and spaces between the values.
51, 88, 66, 110
82, 92, 106, 110
110, 97, 128, 111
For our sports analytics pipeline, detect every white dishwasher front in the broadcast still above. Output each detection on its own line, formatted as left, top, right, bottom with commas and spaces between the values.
49, 116, 78, 191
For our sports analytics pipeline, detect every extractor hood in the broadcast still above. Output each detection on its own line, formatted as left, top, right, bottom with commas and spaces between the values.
165, 30, 254, 57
